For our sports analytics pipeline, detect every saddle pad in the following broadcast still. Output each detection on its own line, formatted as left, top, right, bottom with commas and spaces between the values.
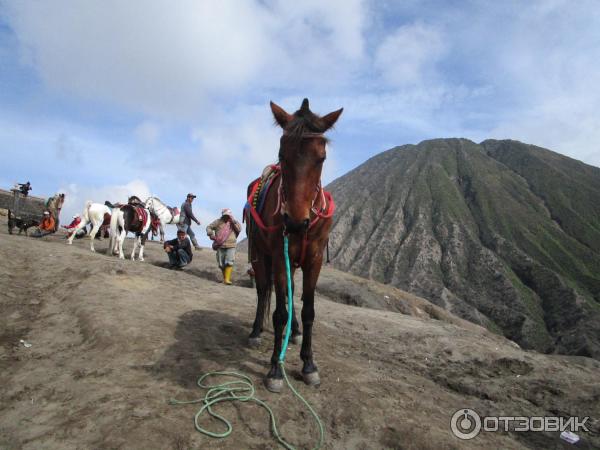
135, 206, 150, 229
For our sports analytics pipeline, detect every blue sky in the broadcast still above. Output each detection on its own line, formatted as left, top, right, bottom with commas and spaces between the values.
1, 1, 600, 244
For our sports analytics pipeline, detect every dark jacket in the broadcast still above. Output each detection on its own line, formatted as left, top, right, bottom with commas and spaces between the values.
164, 237, 193, 261
179, 201, 199, 226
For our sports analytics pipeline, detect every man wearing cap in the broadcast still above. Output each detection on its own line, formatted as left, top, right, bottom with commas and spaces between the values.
164, 228, 193, 269
63, 214, 84, 239
179, 193, 202, 250
206, 208, 241, 285
31, 211, 56, 238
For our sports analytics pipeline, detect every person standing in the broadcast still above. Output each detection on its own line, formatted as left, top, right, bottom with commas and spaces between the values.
18, 181, 31, 196
179, 193, 202, 250
164, 229, 193, 269
206, 208, 241, 285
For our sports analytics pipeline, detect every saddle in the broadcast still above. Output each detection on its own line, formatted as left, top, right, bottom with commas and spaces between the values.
247, 164, 280, 216
135, 206, 149, 228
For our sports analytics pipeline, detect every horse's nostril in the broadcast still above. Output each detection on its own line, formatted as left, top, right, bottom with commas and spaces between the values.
303, 219, 310, 229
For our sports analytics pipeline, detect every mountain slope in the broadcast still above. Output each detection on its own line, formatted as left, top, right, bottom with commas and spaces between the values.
327, 138, 600, 358
2, 218, 600, 450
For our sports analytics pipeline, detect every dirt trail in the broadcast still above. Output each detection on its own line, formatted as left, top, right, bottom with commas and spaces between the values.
0, 221, 599, 449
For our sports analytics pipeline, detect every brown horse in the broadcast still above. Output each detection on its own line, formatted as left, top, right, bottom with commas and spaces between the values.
245, 98, 342, 392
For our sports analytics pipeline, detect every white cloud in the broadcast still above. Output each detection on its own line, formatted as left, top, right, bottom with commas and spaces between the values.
2, 0, 368, 117
59, 179, 152, 220
134, 121, 160, 146
374, 22, 445, 87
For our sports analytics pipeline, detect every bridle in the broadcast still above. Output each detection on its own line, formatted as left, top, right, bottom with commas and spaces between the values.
276, 131, 328, 224
146, 197, 173, 221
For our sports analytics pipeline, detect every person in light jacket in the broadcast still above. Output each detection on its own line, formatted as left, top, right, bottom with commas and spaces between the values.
206, 208, 241, 285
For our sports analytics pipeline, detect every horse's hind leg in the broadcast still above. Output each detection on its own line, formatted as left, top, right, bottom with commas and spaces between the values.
249, 254, 271, 347
118, 229, 126, 259
290, 277, 302, 345
89, 222, 100, 252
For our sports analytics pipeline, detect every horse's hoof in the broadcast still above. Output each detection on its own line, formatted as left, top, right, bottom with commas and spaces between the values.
264, 377, 283, 393
90, 248, 95, 252
302, 371, 320, 387
248, 337, 261, 348
291, 334, 303, 345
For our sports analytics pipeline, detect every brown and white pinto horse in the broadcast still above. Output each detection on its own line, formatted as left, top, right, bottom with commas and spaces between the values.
245, 99, 342, 392
107, 196, 152, 261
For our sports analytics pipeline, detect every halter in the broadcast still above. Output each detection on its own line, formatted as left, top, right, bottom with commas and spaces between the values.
245, 131, 335, 267
276, 131, 326, 219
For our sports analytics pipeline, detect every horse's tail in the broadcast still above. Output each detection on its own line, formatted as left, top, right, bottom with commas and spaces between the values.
83, 200, 93, 221
108, 208, 122, 255
261, 282, 273, 330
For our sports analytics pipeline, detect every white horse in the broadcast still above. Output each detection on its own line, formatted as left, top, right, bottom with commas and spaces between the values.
108, 204, 152, 261
67, 201, 111, 252
144, 197, 180, 243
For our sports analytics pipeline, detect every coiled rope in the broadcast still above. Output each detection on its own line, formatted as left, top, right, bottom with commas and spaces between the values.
169, 235, 324, 449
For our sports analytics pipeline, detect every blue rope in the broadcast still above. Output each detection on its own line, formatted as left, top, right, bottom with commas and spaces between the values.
279, 234, 293, 362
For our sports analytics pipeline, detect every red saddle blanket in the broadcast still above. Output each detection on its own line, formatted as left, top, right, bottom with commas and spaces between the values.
134, 206, 149, 229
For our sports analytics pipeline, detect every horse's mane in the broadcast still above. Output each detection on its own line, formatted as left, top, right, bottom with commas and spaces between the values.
280, 99, 331, 142
283, 111, 331, 142
146, 196, 170, 208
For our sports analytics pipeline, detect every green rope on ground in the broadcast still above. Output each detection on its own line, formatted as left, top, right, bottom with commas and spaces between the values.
169, 366, 324, 449
169, 234, 324, 449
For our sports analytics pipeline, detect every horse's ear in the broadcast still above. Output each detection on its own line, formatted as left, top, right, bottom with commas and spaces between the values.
320, 108, 343, 132
270, 101, 292, 129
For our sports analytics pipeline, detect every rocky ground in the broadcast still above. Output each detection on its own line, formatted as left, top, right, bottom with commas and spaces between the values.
1, 217, 599, 449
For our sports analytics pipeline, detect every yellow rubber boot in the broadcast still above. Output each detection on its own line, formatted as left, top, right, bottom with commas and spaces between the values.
223, 266, 233, 285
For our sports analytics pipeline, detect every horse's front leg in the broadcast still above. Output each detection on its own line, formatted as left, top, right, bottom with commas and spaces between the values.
265, 258, 287, 393
138, 234, 146, 261
130, 235, 138, 260
300, 252, 323, 386
160, 223, 165, 244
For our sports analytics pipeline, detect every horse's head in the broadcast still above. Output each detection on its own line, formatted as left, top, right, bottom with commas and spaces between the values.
144, 197, 154, 210
271, 98, 342, 233
128, 195, 142, 206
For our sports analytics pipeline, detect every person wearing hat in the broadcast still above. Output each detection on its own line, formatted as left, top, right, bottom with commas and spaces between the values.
164, 228, 193, 269
63, 214, 84, 239
178, 193, 202, 250
31, 211, 56, 237
206, 208, 241, 285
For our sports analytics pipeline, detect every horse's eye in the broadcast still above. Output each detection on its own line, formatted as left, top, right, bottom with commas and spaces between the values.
317, 157, 326, 164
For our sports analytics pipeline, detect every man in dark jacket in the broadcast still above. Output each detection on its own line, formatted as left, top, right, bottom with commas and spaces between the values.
178, 193, 201, 250
164, 229, 193, 269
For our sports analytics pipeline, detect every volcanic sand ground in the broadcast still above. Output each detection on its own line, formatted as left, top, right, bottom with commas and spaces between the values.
1, 219, 599, 449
